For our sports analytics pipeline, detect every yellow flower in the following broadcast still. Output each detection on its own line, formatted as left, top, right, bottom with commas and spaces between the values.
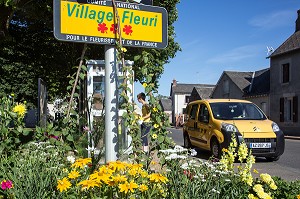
153, 124, 159, 129
57, 177, 71, 192
11, 93, 14, 97
253, 169, 259, 174
12, 103, 27, 118
142, 83, 147, 88
148, 173, 168, 183
77, 179, 99, 190
139, 184, 148, 192
222, 148, 228, 153
112, 174, 127, 183
152, 133, 158, 139
68, 170, 81, 179
121, 47, 127, 52
269, 183, 277, 190
297, 194, 300, 199
119, 180, 138, 194
71, 158, 92, 169
248, 194, 258, 199
153, 107, 158, 112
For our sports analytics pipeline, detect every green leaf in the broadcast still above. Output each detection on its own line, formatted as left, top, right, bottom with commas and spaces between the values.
134, 55, 141, 61
66, 134, 74, 142
143, 56, 149, 63
79, 73, 85, 80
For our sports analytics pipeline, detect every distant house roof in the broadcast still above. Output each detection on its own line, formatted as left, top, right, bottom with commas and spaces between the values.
159, 98, 172, 111
190, 86, 215, 101
214, 68, 270, 97
170, 83, 215, 96
224, 71, 253, 92
243, 68, 270, 97
269, 30, 300, 58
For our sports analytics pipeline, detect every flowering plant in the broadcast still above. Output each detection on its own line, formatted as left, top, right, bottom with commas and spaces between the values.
56, 158, 168, 198
0, 94, 31, 155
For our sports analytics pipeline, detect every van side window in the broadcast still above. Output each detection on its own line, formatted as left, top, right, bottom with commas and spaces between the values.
198, 104, 209, 123
189, 104, 198, 120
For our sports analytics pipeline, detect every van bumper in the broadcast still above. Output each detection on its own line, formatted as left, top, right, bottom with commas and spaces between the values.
220, 130, 285, 158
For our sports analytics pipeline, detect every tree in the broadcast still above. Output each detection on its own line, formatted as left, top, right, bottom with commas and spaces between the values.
0, 0, 181, 105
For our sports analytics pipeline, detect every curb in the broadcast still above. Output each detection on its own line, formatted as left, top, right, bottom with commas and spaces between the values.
285, 136, 300, 140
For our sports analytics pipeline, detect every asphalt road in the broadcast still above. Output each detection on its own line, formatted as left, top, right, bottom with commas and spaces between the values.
167, 127, 300, 181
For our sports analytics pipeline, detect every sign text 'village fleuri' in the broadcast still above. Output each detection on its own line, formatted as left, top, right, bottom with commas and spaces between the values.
53, 0, 168, 48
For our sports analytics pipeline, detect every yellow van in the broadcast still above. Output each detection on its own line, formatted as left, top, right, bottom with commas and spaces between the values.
183, 99, 285, 161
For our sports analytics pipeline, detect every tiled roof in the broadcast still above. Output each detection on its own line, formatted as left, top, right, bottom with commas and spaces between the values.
224, 71, 253, 91
223, 69, 270, 96
243, 68, 270, 96
269, 30, 300, 57
193, 86, 215, 99
171, 83, 214, 95
159, 98, 172, 111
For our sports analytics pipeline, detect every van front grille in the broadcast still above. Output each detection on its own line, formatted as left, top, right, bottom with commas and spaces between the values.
244, 138, 276, 143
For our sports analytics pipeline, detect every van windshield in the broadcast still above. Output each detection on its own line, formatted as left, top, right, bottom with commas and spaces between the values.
209, 102, 267, 120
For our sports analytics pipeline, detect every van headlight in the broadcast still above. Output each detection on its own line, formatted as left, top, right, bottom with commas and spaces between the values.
221, 123, 239, 132
272, 122, 280, 132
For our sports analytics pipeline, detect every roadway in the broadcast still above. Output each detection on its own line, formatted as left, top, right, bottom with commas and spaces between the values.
167, 127, 300, 181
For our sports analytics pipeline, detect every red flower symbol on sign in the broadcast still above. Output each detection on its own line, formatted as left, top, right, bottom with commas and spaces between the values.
123, 25, 133, 35
110, 24, 118, 34
98, 23, 108, 33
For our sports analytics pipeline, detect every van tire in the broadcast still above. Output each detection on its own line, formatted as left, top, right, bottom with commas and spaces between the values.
265, 156, 280, 162
210, 138, 221, 158
183, 133, 192, 148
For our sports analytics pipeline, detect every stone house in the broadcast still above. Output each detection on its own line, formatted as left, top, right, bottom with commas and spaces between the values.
210, 69, 270, 116
268, 10, 300, 136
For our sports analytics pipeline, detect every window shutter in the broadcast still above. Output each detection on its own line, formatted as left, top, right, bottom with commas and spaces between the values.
280, 98, 284, 122
293, 96, 298, 122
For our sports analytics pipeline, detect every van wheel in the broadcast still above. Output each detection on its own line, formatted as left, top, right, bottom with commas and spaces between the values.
265, 156, 280, 162
183, 133, 192, 148
211, 138, 221, 158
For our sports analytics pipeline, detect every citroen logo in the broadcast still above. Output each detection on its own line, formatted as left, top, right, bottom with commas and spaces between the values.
253, 126, 260, 132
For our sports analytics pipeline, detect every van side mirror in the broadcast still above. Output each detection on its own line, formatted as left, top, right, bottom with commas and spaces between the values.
200, 115, 208, 123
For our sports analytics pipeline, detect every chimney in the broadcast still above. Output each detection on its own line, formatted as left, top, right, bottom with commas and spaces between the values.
172, 79, 177, 87
296, 10, 300, 32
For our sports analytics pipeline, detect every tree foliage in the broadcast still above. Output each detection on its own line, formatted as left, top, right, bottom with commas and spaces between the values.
0, 0, 181, 105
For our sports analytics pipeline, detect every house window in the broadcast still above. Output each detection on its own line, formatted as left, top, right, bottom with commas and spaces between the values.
261, 102, 267, 115
223, 80, 229, 94
282, 63, 290, 83
280, 96, 298, 122
185, 95, 190, 104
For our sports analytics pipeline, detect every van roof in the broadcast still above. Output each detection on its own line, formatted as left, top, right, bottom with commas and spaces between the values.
188, 98, 252, 105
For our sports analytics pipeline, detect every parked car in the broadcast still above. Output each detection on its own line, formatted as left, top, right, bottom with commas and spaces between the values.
183, 99, 285, 161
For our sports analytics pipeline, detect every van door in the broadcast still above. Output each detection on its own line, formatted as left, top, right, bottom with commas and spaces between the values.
186, 104, 200, 146
197, 103, 211, 149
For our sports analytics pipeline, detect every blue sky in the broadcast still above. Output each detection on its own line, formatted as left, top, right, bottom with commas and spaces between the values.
135, 0, 300, 98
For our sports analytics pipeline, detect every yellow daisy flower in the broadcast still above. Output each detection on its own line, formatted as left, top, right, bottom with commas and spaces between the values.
153, 124, 159, 129
71, 158, 92, 169
139, 184, 148, 192
68, 170, 81, 179
57, 177, 71, 192
152, 133, 158, 139
13, 103, 27, 118
121, 47, 127, 52
142, 83, 147, 88
77, 179, 99, 190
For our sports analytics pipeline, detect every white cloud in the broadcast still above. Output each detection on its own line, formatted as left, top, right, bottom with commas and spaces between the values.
249, 10, 294, 29
206, 45, 262, 64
